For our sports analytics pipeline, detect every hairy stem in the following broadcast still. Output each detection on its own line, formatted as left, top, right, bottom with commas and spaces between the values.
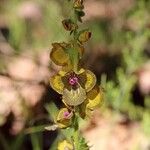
73, 114, 80, 150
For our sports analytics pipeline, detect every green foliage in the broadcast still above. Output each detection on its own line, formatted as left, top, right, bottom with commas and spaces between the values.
31, 133, 42, 150
103, 0, 150, 136
9, 17, 26, 51
78, 137, 89, 150
2, 0, 69, 52
142, 109, 150, 136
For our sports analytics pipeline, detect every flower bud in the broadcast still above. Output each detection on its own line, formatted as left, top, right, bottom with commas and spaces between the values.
57, 140, 73, 150
62, 19, 78, 31
56, 108, 73, 128
73, 0, 84, 10
78, 30, 91, 44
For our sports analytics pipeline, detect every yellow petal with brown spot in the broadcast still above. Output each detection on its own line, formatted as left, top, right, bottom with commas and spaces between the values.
85, 70, 96, 92
50, 44, 70, 66
61, 61, 73, 73
87, 86, 104, 110
78, 30, 91, 43
49, 74, 64, 94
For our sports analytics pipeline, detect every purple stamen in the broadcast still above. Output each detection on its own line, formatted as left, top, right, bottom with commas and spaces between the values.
64, 111, 70, 118
69, 76, 78, 86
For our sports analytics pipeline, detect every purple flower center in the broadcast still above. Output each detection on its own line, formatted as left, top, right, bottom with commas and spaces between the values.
64, 111, 70, 118
69, 76, 78, 86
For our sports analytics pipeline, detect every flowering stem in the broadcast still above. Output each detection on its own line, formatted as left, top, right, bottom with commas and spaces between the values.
71, 1, 79, 73
72, 44, 79, 72
49, 1, 96, 149
73, 113, 80, 150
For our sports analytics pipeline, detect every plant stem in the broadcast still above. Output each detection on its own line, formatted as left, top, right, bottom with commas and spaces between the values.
73, 113, 80, 150
71, 1, 79, 73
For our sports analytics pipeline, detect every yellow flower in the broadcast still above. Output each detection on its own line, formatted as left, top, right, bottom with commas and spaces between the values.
56, 108, 73, 128
50, 69, 96, 106
79, 85, 104, 118
50, 42, 84, 70
86, 86, 104, 110
50, 42, 70, 66
57, 140, 73, 150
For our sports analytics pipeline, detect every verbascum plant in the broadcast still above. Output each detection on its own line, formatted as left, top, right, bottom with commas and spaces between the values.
48, 0, 104, 149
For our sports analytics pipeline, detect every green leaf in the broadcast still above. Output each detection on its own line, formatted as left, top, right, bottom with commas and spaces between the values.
30, 133, 42, 150
78, 137, 89, 150
24, 125, 48, 134
45, 102, 59, 122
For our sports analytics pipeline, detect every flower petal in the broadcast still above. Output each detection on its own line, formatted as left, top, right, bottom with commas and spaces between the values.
49, 74, 64, 94
79, 70, 96, 92
73, 0, 84, 9
61, 62, 73, 74
56, 108, 73, 129
62, 86, 86, 106
58, 70, 67, 76
86, 86, 104, 110
78, 29, 91, 44
50, 43, 70, 66
79, 86, 104, 118
77, 44, 85, 58
78, 99, 88, 119
78, 68, 85, 73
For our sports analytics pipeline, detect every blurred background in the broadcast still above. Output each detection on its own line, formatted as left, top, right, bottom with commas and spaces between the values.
0, 0, 150, 149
